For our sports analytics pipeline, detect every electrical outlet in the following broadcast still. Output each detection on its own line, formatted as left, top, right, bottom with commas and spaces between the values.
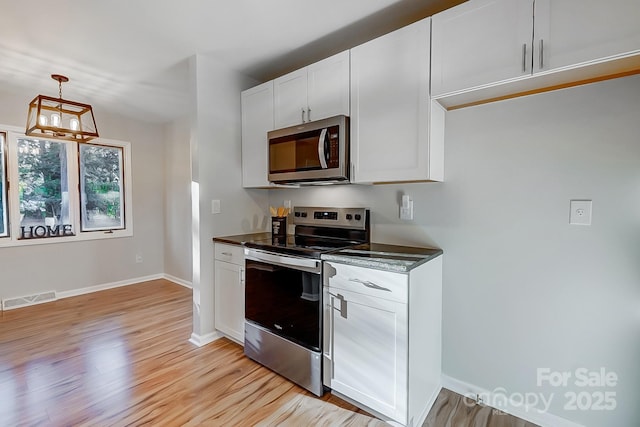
283, 200, 292, 210
135, 254, 143, 263
570, 200, 592, 225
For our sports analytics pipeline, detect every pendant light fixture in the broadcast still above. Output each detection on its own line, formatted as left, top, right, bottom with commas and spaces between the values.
26, 74, 99, 142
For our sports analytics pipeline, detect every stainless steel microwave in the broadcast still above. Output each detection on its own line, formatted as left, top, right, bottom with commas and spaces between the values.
268, 115, 349, 184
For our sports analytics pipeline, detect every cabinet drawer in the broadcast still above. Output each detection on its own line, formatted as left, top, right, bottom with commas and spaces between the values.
214, 243, 244, 265
323, 261, 407, 303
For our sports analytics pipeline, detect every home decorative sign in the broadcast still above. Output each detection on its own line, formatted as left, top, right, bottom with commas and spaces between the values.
20, 224, 74, 239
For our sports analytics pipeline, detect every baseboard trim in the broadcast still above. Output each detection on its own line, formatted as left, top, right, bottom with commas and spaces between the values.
189, 331, 223, 347
163, 274, 192, 289
441, 374, 584, 427
57, 274, 165, 299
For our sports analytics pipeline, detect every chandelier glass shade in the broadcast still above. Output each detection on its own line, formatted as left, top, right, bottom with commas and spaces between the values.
26, 74, 99, 142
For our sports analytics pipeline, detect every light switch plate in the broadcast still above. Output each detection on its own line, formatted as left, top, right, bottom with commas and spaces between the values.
570, 200, 592, 225
400, 195, 414, 220
212, 199, 221, 214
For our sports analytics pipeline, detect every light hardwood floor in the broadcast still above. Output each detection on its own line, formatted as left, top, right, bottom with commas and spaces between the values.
0, 279, 538, 426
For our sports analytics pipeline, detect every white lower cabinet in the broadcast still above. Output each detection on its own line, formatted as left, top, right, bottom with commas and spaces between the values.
214, 243, 245, 344
323, 257, 442, 427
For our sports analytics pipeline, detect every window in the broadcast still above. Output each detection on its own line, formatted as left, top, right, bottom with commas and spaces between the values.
79, 144, 125, 231
18, 138, 72, 236
0, 132, 7, 237
0, 125, 132, 247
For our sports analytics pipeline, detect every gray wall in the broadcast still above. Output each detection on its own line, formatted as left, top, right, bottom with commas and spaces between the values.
163, 117, 192, 283
268, 75, 640, 427
0, 91, 165, 300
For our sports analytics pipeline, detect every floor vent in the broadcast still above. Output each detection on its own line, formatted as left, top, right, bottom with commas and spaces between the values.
2, 291, 57, 311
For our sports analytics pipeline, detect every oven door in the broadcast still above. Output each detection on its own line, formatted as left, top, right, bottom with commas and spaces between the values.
244, 249, 322, 351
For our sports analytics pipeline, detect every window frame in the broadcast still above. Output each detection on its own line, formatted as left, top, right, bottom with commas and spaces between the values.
78, 142, 126, 232
0, 124, 133, 248
0, 131, 8, 237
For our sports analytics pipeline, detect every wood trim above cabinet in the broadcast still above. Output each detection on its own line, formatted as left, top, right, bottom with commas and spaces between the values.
435, 53, 640, 111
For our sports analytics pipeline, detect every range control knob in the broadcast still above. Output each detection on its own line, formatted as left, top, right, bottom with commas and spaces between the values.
294, 212, 301, 217
301, 212, 307, 218
354, 214, 362, 221
345, 214, 353, 220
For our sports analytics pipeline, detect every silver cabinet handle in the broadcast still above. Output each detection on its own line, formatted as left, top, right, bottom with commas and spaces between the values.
349, 278, 391, 292
301, 107, 306, 123
221, 252, 232, 256
239, 267, 245, 283
522, 43, 527, 73
307, 107, 311, 122
539, 39, 544, 69
331, 292, 348, 318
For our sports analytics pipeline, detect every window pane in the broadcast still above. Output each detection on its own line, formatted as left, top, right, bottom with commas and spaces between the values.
80, 144, 124, 231
18, 138, 71, 237
0, 132, 7, 237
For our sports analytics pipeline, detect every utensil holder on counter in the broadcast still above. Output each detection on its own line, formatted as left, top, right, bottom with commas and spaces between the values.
271, 216, 287, 245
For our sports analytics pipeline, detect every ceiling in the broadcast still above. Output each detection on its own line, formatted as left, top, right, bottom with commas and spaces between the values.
0, 0, 463, 124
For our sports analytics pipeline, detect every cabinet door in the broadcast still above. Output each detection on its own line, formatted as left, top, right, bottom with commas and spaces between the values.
325, 287, 408, 424
214, 260, 245, 343
274, 68, 308, 128
350, 18, 437, 183
241, 81, 273, 188
307, 51, 350, 122
534, 0, 640, 73
431, 0, 533, 96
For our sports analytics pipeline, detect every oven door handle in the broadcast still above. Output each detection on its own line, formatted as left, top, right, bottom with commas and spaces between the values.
245, 249, 321, 273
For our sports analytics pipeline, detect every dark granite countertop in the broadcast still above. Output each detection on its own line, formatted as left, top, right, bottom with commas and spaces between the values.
321, 242, 442, 273
213, 233, 442, 273
213, 232, 271, 246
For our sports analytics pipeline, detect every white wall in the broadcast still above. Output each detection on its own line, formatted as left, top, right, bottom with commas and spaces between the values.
188, 55, 269, 341
268, 75, 640, 427
0, 91, 165, 300
164, 117, 192, 284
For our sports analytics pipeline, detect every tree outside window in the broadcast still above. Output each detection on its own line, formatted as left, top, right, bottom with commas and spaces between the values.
17, 138, 70, 229
79, 144, 124, 231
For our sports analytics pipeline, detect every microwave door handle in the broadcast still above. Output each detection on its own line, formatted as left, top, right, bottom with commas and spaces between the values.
318, 128, 328, 169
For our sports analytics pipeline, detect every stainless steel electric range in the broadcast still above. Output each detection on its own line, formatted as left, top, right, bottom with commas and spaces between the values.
243, 206, 370, 396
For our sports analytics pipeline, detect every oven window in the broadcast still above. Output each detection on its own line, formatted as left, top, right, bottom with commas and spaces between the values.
245, 259, 321, 351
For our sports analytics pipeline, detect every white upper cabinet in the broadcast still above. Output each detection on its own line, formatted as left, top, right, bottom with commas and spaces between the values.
431, 0, 533, 97
534, 0, 640, 73
350, 17, 444, 184
432, 0, 640, 104
274, 51, 350, 129
273, 68, 308, 128
241, 81, 273, 188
